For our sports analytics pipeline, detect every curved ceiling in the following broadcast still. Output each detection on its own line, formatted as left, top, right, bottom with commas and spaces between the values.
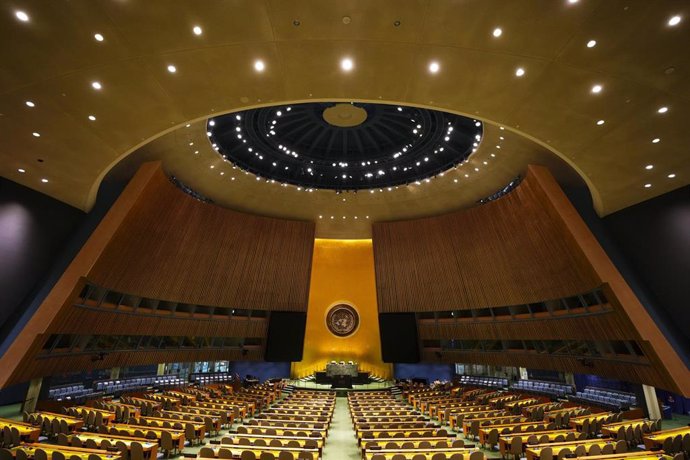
208, 102, 481, 190
1, 0, 688, 236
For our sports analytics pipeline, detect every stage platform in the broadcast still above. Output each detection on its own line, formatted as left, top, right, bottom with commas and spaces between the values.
285, 379, 395, 395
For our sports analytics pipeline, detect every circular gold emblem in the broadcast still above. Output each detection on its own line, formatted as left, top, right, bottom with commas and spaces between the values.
326, 304, 359, 337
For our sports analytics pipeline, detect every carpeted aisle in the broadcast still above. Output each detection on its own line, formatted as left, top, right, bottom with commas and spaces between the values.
322, 396, 361, 460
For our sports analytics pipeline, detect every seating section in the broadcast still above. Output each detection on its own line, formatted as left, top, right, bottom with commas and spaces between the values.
509, 380, 574, 398
47, 385, 101, 402
570, 387, 637, 410
189, 373, 234, 385
455, 376, 507, 389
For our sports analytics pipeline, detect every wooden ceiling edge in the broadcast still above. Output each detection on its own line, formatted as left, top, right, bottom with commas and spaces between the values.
85, 98, 601, 217
528, 164, 690, 396
0, 162, 163, 389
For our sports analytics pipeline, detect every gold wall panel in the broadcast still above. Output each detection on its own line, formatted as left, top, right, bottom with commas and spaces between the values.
292, 239, 392, 379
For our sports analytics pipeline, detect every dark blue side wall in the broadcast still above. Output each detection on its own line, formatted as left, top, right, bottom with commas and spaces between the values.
0, 179, 125, 357
573, 373, 636, 393
394, 363, 454, 383
230, 361, 291, 382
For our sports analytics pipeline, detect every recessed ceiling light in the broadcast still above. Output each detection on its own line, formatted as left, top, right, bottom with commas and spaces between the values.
428, 61, 440, 73
254, 60, 265, 72
167, 65, 177, 73
591, 84, 603, 93
41, 178, 48, 183
668, 15, 681, 27
193, 25, 203, 35
567, 0, 579, 4
657, 106, 668, 114
18, 168, 26, 173
645, 164, 654, 170
515, 67, 525, 77
15, 11, 29, 22
586, 40, 597, 48
94, 33, 104, 42
644, 183, 652, 188
25, 101, 35, 108
186, 124, 191, 128
340, 57, 354, 72
652, 138, 661, 143
91, 81, 102, 90
596, 119, 605, 125
88, 115, 96, 121
668, 173, 676, 178
32, 132, 40, 137
492, 27, 502, 38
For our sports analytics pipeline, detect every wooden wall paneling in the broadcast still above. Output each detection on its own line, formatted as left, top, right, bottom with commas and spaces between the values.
87, 167, 315, 311
372, 170, 600, 313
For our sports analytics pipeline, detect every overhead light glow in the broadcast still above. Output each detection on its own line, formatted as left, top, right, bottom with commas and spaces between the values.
668, 173, 676, 178
15, 10, 29, 22
657, 106, 668, 114
32, 132, 40, 137
193, 25, 203, 35
586, 40, 597, 48
596, 119, 605, 125
668, 15, 681, 26
515, 67, 525, 77
567, 0, 579, 4
94, 33, 104, 42
88, 115, 96, 121
25, 101, 35, 108
644, 183, 652, 188
254, 60, 265, 72
492, 27, 502, 38
652, 138, 661, 143
167, 64, 177, 73
18, 168, 26, 173
41, 178, 48, 183
645, 164, 654, 170
340, 57, 354, 72
428, 61, 440, 73
91, 81, 102, 90
591, 84, 603, 93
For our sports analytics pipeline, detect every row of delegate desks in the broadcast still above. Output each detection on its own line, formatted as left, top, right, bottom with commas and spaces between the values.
643, 425, 690, 449
28, 412, 84, 431
525, 437, 633, 460
0, 418, 41, 442
106, 423, 186, 450
10, 443, 122, 460
497, 429, 581, 457
66, 432, 159, 459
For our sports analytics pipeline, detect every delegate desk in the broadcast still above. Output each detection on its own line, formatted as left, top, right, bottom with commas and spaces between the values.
207, 444, 319, 458
107, 423, 185, 450
569, 413, 613, 431
580, 452, 672, 460
601, 419, 651, 438
643, 426, 690, 449
363, 447, 477, 460
478, 422, 553, 445
525, 438, 619, 460
11, 443, 121, 460
72, 407, 117, 425
32, 412, 84, 431
136, 416, 206, 441
498, 430, 578, 457
0, 418, 41, 442
238, 426, 327, 439
357, 428, 448, 444
67, 433, 158, 459
197, 444, 319, 460
222, 433, 324, 449
362, 437, 462, 452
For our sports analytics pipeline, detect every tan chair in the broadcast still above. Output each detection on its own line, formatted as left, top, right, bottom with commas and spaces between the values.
448, 454, 463, 460
218, 448, 233, 459
85, 439, 99, 449
199, 447, 215, 458
468, 452, 483, 460
0, 449, 14, 460
34, 449, 49, 460
486, 429, 499, 450
556, 448, 572, 460
588, 444, 601, 456
510, 436, 522, 460
160, 430, 175, 457
14, 450, 28, 460
573, 445, 587, 457
240, 452, 256, 460
390, 455, 406, 460
185, 424, 196, 446
412, 455, 427, 460
601, 443, 614, 454
52, 452, 66, 460
538, 447, 552, 460
431, 453, 447, 460
87, 455, 102, 460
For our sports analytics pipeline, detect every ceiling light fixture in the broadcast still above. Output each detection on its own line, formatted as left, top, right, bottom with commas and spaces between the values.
88, 115, 96, 121
167, 64, 177, 73
492, 27, 502, 38
94, 33, 104, 42
41, 178, 49, 183
657, 106, 668, 113
193, 25, 203, 35
591, 84, 603, 93
428, 61, 440, 73
652, 138, 661, 143
515, 67, 525, 77
32, 132, 40, 137
340, 57, 354, 72
644, 183, 651, 188
645, 164, 654, 170
586, 39, 597, 48
668, 15, 681, 26
15, 10, 29, 22
567, 0, 579, 4
18, 168, 26, 173
254, 60, 265, 72
25, 101, 35, 107
596, 119, 605, 125
668, 173, 676, 178
91, 81, 102, 90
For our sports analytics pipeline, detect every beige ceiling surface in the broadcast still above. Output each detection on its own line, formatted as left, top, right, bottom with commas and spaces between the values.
1, 0, 688, 235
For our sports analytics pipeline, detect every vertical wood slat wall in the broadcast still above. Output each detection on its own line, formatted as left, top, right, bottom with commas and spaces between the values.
88, 167, 315, 311
372, 170, 600, 312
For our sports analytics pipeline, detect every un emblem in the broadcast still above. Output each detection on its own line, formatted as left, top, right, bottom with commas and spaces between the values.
326, 304, 359, 337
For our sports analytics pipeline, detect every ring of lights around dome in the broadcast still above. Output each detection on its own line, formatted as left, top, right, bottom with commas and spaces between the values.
207, 102, 483, 190
323, 103, 368, 127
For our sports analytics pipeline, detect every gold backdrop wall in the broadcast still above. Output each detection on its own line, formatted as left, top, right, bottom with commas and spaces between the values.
291, 239, 392, 379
